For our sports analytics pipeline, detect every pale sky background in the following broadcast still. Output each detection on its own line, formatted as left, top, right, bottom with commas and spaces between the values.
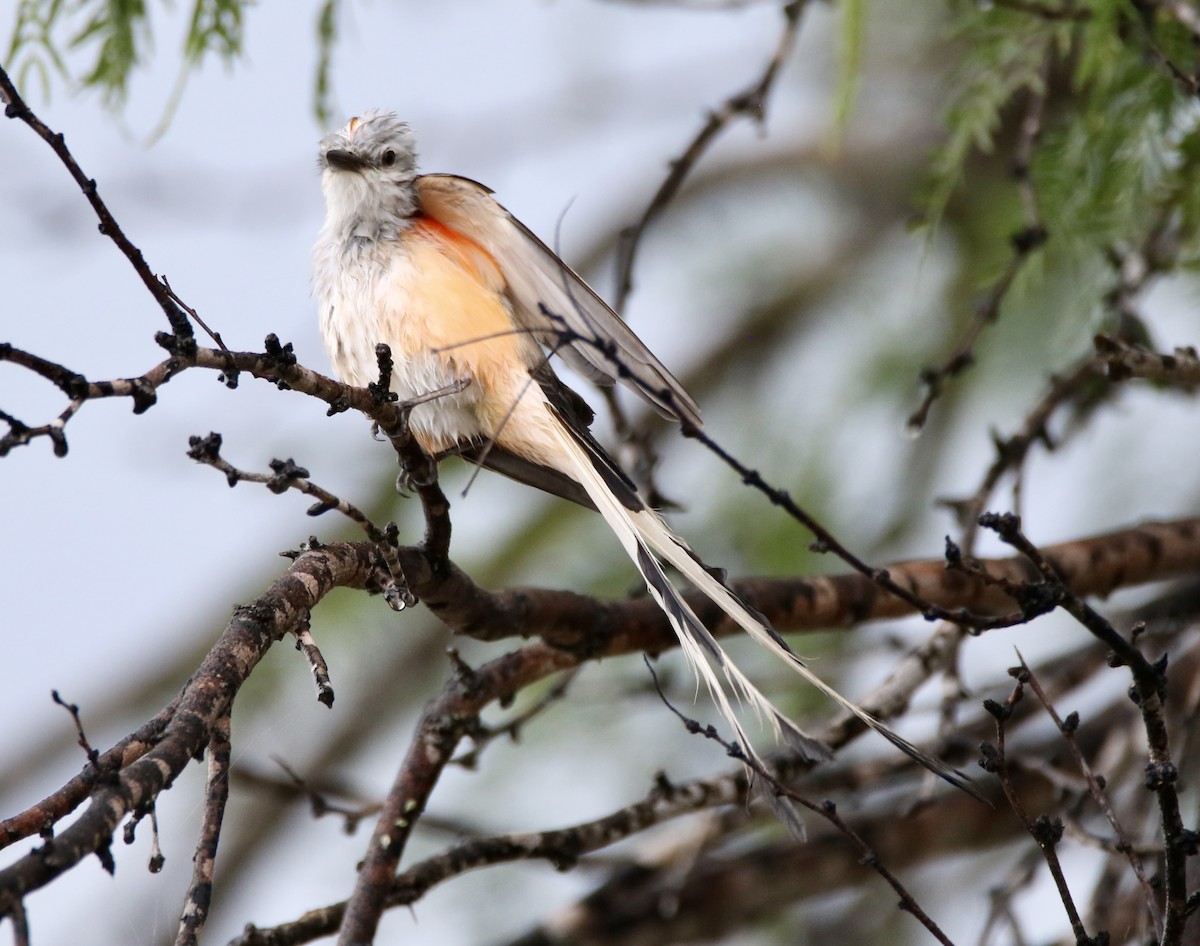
3, 2, 1200, 944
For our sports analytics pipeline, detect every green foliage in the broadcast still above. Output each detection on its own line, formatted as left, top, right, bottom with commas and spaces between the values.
6, 0, 70, 100
922, 5, 1070, 224
5, 0, 249, 112
830, 0, 866, 142
183, 0, 244, 65
314, 0, 340, 127
1171, 122, 1200, 266
72, 0, 148, 105
8, 0, 152, 106
1034, 15, 1192, 259
924, 2, 1200, 315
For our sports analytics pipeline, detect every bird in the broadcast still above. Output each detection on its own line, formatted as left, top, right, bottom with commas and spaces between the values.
312, 110, 978, 804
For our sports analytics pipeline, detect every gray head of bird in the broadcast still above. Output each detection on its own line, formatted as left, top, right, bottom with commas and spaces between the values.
317, 110, 420, 235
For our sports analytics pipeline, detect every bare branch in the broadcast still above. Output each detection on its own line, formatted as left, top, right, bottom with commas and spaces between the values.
1018, 656, 1162, 939
1096, 333, 1200, 388
0, 542, 380, 906
602, 0, 810, 466
981, 674, 1095, 944
175, 713, 232, 946
334, 643, 578, 944
613, 0, 810, 313
979, 512, 1192, 944
942, 354, 1107, 552
0, 65, 196, 345
451, 666, 582, 769
185, 432, 416, 611
643, 658, 959, 945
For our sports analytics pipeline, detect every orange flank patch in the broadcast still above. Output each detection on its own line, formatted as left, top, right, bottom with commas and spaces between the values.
403, 217, 512, 358
410, 216, 504, 290
377, 217, 551, 457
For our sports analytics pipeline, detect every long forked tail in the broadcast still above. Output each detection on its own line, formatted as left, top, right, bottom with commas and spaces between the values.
545, 418, 983, 802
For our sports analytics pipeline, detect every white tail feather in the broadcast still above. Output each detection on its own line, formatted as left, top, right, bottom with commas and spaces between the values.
637, 518, 985, 793
545, 418, 983, 801
546, 423, 829, 764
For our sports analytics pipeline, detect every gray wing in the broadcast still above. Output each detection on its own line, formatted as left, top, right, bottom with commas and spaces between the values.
438, 442, 597, 509
415, 173, 702, 427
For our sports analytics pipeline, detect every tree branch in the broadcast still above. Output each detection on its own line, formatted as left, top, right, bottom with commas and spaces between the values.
0, 542, 380, 911
0, 64, 197, 345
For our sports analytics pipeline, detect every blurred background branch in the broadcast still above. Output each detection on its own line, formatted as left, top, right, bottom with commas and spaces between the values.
4, 1, 1200, 944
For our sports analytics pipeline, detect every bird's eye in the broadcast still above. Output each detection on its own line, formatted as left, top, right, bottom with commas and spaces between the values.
381, 150, 397, 167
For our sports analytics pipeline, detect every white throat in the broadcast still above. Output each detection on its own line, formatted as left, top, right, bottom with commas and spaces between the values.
319, 169, 418, 244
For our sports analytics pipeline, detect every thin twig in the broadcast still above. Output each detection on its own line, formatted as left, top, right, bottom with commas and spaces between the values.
980, 674, 1094, 944
0, 543, 382, 910
291, 612, 335, 707
0, 65, 197, 346
184, 431, 416, 611
601, 0, 809, 462
50, 691, 98, 765
680, 420, 993, 628
1017, 655, 1162, 939
452, 667, 582, 769
941, 354, 1106, 552
1095, 334, 1200, 387
644, 660, 961, 946
613, 0, 809, 312
979, 512, 1192, 945
266, 758, 381, 834
175, 713, 232, 946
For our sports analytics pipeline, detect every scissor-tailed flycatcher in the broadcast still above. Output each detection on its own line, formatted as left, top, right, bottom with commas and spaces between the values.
313, 110, 975, 797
